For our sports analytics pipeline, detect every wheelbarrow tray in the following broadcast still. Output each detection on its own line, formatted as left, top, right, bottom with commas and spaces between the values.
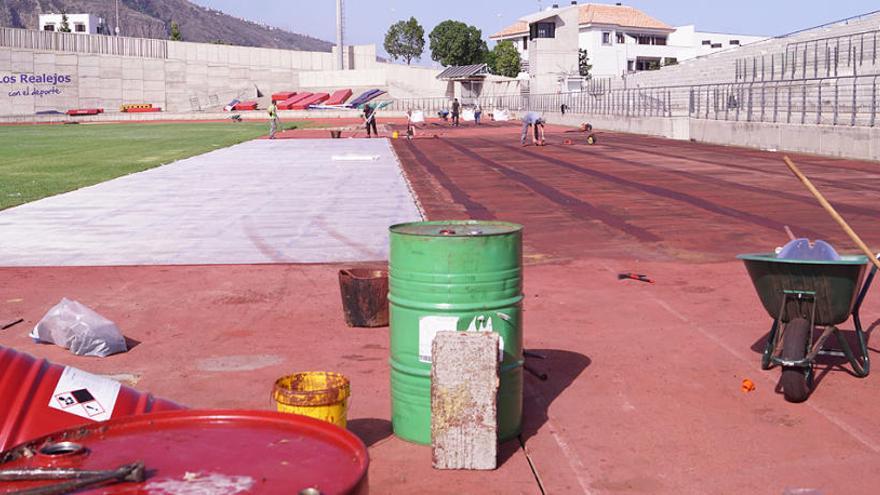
737, 253, 868, 326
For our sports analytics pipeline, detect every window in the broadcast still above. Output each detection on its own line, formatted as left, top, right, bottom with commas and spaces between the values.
701, 40, 711, 45
627, 60, 635, 72
602, 32, 611, 45
74, 24, 86, 32
711, 43, 722, 48
655, 37, 667, 46
729, 39, 740, 46
43, 24, 55, 31
663, 57, 678, 66
616, 32, 625, 44
522, 36, 528, 50
530, 22, 556, 40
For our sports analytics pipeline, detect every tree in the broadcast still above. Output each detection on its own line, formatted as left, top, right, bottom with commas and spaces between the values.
487, 41, 521, 78
384, 17, 425, 65
169, 21, 182, 41
578, 49, 592, 79
429, 20, 487, 67
59, 13, 71, 33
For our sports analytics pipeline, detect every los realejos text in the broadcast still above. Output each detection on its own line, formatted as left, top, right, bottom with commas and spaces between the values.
0, 73, 72, 85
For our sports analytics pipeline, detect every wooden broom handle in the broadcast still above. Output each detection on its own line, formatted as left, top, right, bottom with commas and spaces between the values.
783, 156, 880, 271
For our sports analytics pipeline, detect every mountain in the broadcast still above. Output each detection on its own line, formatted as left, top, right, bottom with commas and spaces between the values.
0, 0, 333, 51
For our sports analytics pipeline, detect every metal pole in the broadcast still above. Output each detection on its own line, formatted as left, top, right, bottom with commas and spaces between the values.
747, 84, 753, 122
336, 0, 345, 69
833, 80, 839, 125
760, 84, 765, 122
773, 84, 779, 123
817, 83, 822, 124
852, 76, 858, 126
787, 85, 792, 124
705, 86, 710, 119
872, 76, 877, 127
115, 0, 120, 35
801, 81, 807, 124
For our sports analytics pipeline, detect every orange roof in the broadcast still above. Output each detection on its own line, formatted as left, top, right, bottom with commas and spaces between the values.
579, 3, 671, 30
490, 3, 671, 39
492, 21, 528, 39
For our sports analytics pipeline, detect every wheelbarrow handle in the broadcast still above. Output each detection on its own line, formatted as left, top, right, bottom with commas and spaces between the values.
784, 156, 880, 272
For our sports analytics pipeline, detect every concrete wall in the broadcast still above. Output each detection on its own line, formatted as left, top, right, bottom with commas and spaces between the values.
0, 32, 438, 116
543, 109, 879, 162
689, 119, 880, 162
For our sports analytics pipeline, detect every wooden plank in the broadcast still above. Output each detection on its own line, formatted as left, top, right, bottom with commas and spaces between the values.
431, 331, 499, 470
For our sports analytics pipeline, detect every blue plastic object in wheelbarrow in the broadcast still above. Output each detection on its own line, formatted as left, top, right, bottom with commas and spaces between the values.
738, 253, 877, 402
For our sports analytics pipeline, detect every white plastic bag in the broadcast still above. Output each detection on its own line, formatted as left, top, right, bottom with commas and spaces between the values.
30, 298, 127, 357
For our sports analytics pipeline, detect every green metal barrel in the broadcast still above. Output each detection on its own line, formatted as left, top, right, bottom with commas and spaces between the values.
389, 220, 523, 444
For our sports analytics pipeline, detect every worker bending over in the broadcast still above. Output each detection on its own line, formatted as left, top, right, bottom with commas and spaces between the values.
520, 111, 546, 146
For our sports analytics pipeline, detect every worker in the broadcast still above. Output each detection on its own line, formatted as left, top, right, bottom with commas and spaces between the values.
520, 111, 546, 146
451, 98, 460, 127
364, 103, 378, 138
406, 109, 416, 139
267, 100, 279, 139
474, 104, 482, 125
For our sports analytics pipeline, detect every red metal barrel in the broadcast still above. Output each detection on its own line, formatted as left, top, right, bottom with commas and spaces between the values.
0, 345, 182, 451
0, 410, 369, 495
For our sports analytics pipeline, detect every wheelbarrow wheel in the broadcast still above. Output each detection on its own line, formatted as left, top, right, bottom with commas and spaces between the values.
781, 318, 813, 403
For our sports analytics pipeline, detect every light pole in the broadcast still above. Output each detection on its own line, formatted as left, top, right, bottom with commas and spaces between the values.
115, 0, 120, 36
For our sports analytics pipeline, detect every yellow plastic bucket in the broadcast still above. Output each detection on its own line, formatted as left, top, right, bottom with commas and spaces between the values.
392, 131, 399, 139
273, 372, 350, 428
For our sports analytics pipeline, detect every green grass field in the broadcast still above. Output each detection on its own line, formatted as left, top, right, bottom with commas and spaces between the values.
0, 121, 307, 211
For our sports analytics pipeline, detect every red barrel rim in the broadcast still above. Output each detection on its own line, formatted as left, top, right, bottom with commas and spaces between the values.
1, 409, 369, 494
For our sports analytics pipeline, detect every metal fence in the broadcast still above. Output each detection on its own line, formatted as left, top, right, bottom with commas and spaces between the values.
689, 75, 879, 127
0, 27, 168, 58
390, 73, 880, 128
736, 28, 880, 82
386, 94, 529, 113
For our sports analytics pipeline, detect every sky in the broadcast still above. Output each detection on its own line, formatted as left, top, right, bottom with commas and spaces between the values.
194, 0, 879, 65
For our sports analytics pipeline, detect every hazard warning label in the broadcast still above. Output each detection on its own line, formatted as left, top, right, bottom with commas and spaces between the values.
49, 367, 120, 422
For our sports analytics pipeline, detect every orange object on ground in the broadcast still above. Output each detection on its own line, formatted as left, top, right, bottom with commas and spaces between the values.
232, 101, 258, 111
67, 108, 103, 116
291, 92, 330, 110
325, 88, 353, 106
277, 93, 312, 110
124, 107, 162, 113
271, 91, 297, 102
564, 139, 573, 145
741, 379, 756, 392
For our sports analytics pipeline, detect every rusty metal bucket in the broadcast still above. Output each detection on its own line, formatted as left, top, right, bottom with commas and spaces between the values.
330, 130, 342, 139
338, 268, 388, 327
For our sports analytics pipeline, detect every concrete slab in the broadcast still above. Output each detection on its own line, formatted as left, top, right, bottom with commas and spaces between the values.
0, 139, 421, 266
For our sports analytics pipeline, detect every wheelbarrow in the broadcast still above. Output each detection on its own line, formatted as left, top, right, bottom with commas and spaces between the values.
738, 253, 877, 402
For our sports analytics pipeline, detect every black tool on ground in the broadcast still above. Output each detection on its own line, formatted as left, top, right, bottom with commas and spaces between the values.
1, 318, 23, 330
3, 461, 145, 495
617, 273, 655, 284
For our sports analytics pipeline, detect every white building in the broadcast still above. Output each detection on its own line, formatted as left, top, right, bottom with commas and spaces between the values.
491, 2, 765, 79
39, 14, 107, 34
